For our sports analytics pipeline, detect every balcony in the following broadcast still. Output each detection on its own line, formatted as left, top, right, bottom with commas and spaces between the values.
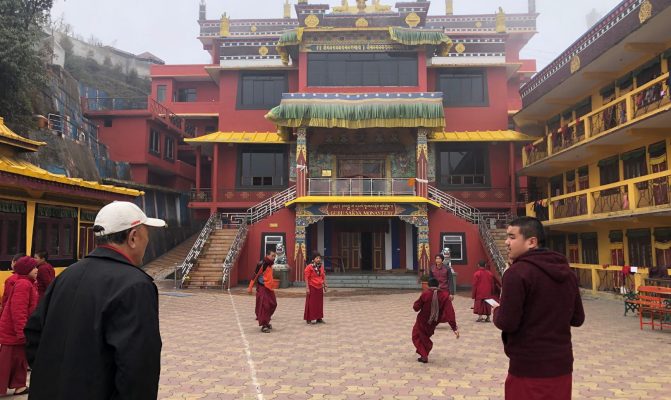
526, 169, 671, 225
82, 97, 195, 138
189, 188, 278, 204
307, 178, 416, 196
522, 72, 671, 169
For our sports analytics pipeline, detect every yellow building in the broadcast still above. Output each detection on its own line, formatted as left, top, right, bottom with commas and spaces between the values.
515, 1, 671, 293
0, 116, 142, 272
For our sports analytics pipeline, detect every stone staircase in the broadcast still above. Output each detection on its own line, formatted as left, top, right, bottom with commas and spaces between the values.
315, 273, 421, 289
184, 228, 237, 288
489, 228, 509, 267
142, 234, 198, 280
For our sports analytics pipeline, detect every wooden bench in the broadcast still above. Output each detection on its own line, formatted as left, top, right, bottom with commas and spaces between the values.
627, 295, 671, 330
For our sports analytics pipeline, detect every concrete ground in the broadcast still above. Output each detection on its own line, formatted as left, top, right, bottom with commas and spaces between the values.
156, 285, 671, 400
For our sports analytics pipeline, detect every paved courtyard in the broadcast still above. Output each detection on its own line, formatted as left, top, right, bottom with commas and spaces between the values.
156, 286, 671, 400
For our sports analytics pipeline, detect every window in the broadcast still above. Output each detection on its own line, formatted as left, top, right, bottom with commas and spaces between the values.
437, 69, 488, 106
103, 119, 113, 128
261, 233, 285, 260
436, 144, 488, 187
149, 129, 160, 155
621, 147, 647, 179
580, 233, 599, 264
548, 234, 566, 256
164, 137, 175, 161
550, 175, 564, 197
32, 206, 77, 263
307, 52, 418, 87
598, 156, 619, 185
237, 73, 287, 109
440, 233, 467, 265
157, 85, 167, 103
239, 146, 287, 188
0, 211, 25, 265
176, 88, 197, 102
627, 229, 652, 267
635, 60, 661, 87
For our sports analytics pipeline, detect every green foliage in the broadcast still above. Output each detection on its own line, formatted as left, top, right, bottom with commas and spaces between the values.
0, 0, 54, 129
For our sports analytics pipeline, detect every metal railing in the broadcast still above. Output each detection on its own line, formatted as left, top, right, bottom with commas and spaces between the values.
176, 212, 219, 287
248, 186, 297, 224
428, 185, 511, 276
307, 178, 416, 196
222, 222, 249, 290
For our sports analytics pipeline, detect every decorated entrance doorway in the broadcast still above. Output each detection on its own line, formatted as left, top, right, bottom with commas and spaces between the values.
336, 217, 386, 270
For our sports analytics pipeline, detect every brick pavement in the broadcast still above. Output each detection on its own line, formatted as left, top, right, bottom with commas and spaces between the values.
156, 287, 671, 400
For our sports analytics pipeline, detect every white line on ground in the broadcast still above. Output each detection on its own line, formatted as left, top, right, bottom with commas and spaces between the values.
228, 290, 265, 400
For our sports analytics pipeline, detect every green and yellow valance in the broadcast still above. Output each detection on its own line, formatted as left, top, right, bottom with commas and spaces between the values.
0, 200, 25, 214
388, 27, 453, 55
37, 204, 77, 219
276, 28, 304, 64
265, 92, 445, 130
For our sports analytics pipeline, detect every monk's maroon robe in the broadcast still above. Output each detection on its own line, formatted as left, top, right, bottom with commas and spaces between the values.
411, 289, 457, 359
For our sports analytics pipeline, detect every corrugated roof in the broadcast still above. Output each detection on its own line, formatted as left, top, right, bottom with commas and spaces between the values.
0, 117, 45, 151
184, 131, 292, 144
429, 130, 537, 142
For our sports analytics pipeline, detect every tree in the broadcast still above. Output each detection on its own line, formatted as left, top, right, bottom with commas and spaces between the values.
0, 0, 54, 128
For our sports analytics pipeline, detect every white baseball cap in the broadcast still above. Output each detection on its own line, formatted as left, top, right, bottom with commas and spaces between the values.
93, 201, 166, 237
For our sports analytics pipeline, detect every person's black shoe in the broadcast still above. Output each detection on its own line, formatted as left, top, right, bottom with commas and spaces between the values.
316, 319, 325, 324
417, 357, 428, 363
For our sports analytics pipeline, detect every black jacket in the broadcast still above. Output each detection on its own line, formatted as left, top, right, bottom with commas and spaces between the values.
25, 246, 162, 400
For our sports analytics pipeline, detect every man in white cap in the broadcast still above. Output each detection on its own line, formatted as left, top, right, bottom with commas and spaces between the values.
25, 201, 165, 399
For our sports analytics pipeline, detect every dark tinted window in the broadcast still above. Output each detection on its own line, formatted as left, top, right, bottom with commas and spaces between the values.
437, 144, 488, 187
238, 73, 287, 109
307, 53, 418, 87
437, 69, 488, 106
239, 146, 288, 187
176, 88, 197, 102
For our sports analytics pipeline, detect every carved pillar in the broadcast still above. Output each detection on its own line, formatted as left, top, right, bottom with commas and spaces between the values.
509, 142, 516, 213
212, 143, 219, 203
195, 146, 202, 192
296, 127, 308, 197
416, 128, 429, 198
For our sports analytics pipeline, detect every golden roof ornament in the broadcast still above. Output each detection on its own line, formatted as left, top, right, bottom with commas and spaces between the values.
304, 14, 320, 27
356, 0, 367, 13
284, 0, 291, 18
333, 0, 390, 13
220, 12, 230, 36
445, 0, 453, 15
355, 17, 369, 27
405, 12, 421, 27
639, 0, 652, 23
495, 7, 506, 33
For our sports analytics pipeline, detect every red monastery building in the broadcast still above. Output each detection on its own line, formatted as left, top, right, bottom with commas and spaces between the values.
89, 0, 539, 287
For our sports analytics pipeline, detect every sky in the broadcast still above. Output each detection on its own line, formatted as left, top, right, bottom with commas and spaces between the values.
50, 0, 623, 69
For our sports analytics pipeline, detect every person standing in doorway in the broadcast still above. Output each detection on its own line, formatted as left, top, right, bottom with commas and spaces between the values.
304, 252, 327, 324
248, 250, 278, 333
493, 216, 584, 400
33, 251, 54, 301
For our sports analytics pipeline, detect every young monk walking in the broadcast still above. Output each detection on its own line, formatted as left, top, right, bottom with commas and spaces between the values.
471, 260, 501, 322
412, 278, 459, 363
248, 250, 278, 333
304, 252, 327, 324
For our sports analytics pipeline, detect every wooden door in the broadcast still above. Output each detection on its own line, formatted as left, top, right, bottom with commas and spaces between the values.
340, 232, 361, 270
373, 232, 385, 270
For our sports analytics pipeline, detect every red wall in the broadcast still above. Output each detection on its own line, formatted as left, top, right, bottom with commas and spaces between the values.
488, 142, 513, 190
217, 70, 298, 132
173, 81, 220, 102
97, 117, 149, 163
428, 207, 487, 286
232, 208, 296, 286
427, 66, 509, 131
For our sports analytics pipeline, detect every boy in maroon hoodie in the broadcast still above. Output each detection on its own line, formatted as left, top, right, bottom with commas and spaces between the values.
493, 216, 584, 400
0, 256, 38, 396
34, 250, 55, 300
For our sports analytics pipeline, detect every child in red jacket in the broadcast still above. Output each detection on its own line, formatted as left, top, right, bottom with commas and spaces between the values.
0, 256, 39, 396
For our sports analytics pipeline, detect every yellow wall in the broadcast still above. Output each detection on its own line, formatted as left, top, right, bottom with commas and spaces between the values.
0, 267, 67, 298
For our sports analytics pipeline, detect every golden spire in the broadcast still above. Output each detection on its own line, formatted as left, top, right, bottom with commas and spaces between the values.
495, 7, 506, 33
284, 0, 291, 18
445, 0, 453, 15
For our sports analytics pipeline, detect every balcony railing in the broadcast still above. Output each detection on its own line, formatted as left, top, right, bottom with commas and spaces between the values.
82, 97, 193, 137
527, 169, 671, 222
307, 178, 416, 196
523, 72, 670, 167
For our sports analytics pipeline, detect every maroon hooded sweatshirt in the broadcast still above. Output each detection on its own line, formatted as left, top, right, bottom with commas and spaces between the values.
493, 249, 585, 378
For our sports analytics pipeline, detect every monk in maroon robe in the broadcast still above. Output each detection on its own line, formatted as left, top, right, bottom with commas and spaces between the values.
304, 252, 327, 324
494, 217, 584, 400
247, 251, 278, 333
412, 278, 459, 363
471, 260, 501, 322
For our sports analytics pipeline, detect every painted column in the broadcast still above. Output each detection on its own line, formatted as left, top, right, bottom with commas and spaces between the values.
509, 142, 516, 213
25, 201, 36, 256
296, 127, 308, 198
212, 143, 219, 212
416, 128, 429, 198
195, 146, 202, 192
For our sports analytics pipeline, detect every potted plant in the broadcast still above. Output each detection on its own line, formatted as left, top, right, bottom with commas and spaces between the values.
420, 273, 430, 290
